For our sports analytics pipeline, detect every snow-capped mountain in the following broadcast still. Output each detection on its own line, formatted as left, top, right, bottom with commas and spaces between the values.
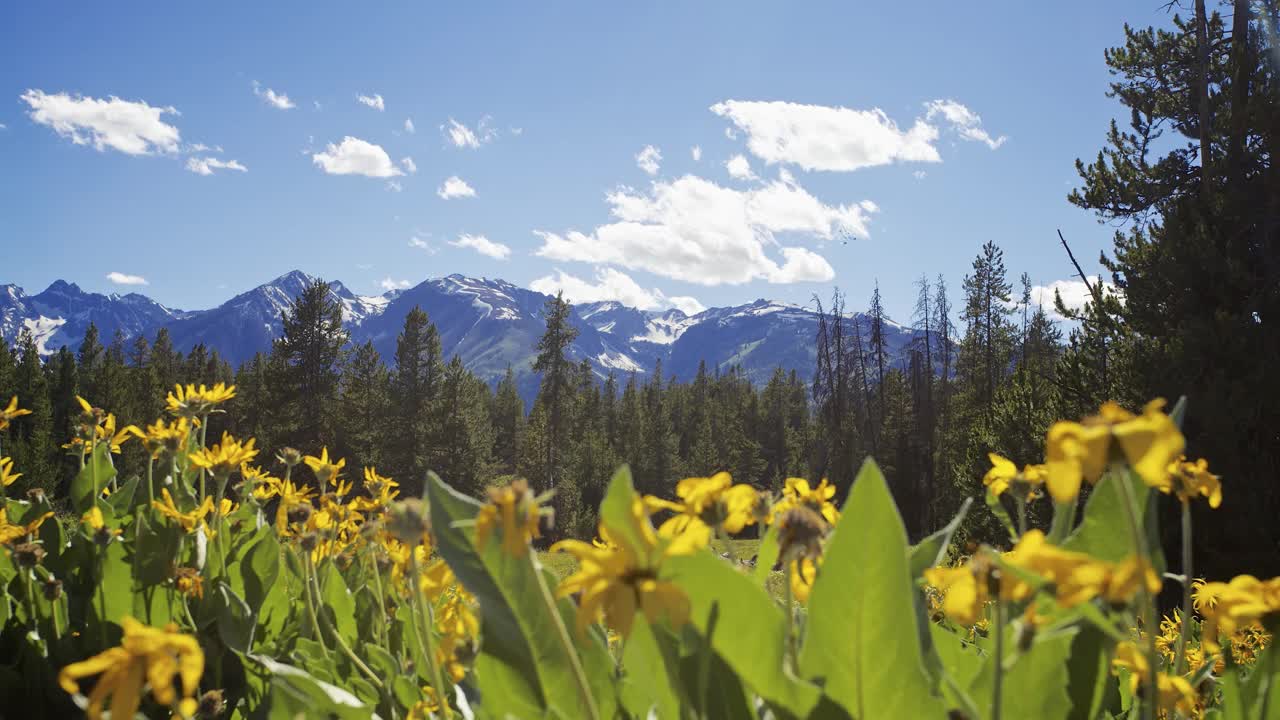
1, 271, 922, 401
0, 280, 182, 354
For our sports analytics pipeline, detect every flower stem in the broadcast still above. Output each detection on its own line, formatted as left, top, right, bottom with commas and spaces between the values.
365, 548, 390, 648
1115, 469, 1158, 720
298, 550, 330, 656
782, 558, 797, 673
1015, 497, 1027, 537
1174, 500, 1193, 676
410, 555, 454, 720
528, 550, 601, 720
992, 600, 1005, 720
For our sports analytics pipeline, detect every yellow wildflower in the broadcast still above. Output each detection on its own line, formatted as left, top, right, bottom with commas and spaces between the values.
125, 417, 191, 459
475, 479, 544, 557
0, 396, 32, 432
303, 447, 346, 491
645, 472, 758, 547
769, 477, 839, 525
1111, 641, 1197, 717
1194, 574, 1280, 652
351, 466, 399, 512
1159, 456, 1222, 508
58, 616, 204, 720
407, 686, 441, 719
188, 433, 258, 477
552, 496, 698, 637
1045, 399, 1184, 503
983, 454, 1054, 502
0, 456, 22, 487
790, 556, 819, 605
174, 567, 204, 600
82, 506, 105, 531
0, 507, 54, 545
151, 488, 215, 534
165, 382, 236, 419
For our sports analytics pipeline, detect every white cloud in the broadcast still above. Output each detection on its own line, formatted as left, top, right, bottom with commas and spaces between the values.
437, 175, 476, 199
913, 170, 928, 180
380, 277, 411, 291
186, 157, 247, 175
635, 145, 662, 176
357, 93, 385, 111
925, 99, 1006, 149
711, 99, 940, 172
401, 156, 417, 174
252, 82, 295, 110
667, 296, 706, 315
1028, 276, 1120, 320
726, 153, 757, 181
386, 180, 403, 192
0, 123, 7, 130
106, 271, 148, 286
404, 117, 415, 133
691, 145, 702, 162
535, 172, 872, 286
408, 236, 436, 254
312, 136, 403, 178
443, 117, 496, 149
531, 268, 664, 310
21, 89, 181, 155
450, 233, 511, 260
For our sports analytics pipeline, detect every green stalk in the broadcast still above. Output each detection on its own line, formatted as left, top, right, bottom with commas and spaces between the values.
312, 572, 384, 691
1015, 496, 1027, 537
21, 569, 40, 638
992, 600, 1005, 720
528, 549, 601, 720
1174, 500, 1193, 676
782, 556, 797, 672
1115, 469, 1158, 720
365, 548, 391, 648
410, 555, 454, 720
197, 414, 209, 501
298, 549, 330, 656
146, 458, 155, 508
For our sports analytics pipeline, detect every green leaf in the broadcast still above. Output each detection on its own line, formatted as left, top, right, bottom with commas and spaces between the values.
90, 539, 133, 628
1064, 470, 1165, 572
968, 627, 1076, 720
909, 497, 972, 579
1064, 623, 1118, 720
753, 523, 781, 585
132, 512, 179, 585
249, 653, 375, 719
215, 580, 255, 653
428, 471, 616, 719
70, 444, 116, 513
106, 476, 139, 516
620, 617, 681, 719
665, 552, 822, 715
797, 459, 946, 719
318, 561, 357, 648
984, 488, 1019, 544
240, 528, 281, 610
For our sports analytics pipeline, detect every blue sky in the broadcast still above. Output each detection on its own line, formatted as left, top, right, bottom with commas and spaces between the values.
1, 1, 1169, 322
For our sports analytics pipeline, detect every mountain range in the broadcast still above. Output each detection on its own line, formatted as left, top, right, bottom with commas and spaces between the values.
1, 271, 921, 400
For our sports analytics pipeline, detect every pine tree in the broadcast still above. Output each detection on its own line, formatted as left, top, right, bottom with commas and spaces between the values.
76, 323, 104, 404
272, 279, 348, 455
10, 331, 55, 496
532, 292, 579, 494
436, 356, 493, 495
339, 341, 390, 470
490, 366, 524, 476
389, 307, 444, 494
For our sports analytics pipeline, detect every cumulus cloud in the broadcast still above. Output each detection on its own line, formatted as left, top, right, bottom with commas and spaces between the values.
357, 93, 385, 111
691, 145, 702, 162
535, 172, 872, 286
711, 99, 940, 172
726, 153, 757, 181
380, 277, 411, 291
531, 268, 664, 310
450, 233, 511, 260
404, 117, 415, 134
667, 296, 706, 315
400, 156, 417, 174
443, 117, 496, 149
1029, 276, 1120, 320
186, 157, 247, 175
252, 82, 295, 110
21, 89, 181, 155
635, 145, 662, 175
437, 176, 476, 199
925, 99, 1007, 149
312, 136, 403, 178
106, 271, 148, 286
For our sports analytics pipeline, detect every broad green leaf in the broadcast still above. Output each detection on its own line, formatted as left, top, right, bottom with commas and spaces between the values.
132, 512, 179, 586
968, 627, 1076, 720
620, 617, 681, 719
1064, 623, 1118, 720
677, 638, 757, 720
90, 539, 133, 628
215, 580, 255, 652
665, 552, 822, 715
318, 561, 357, 648
249, 654, 375, 720
428, 471, 617, 720
753, 524, 780, 585
240, 528, 281, 610
1064, 470, 1165, 573
106, 476, 139, 516
70, 444, 116, 513
798, 459, 946, 719
909, 497, 972, 579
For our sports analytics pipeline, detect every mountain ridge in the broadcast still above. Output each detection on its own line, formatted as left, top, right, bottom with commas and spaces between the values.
1, 271, 921, 399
